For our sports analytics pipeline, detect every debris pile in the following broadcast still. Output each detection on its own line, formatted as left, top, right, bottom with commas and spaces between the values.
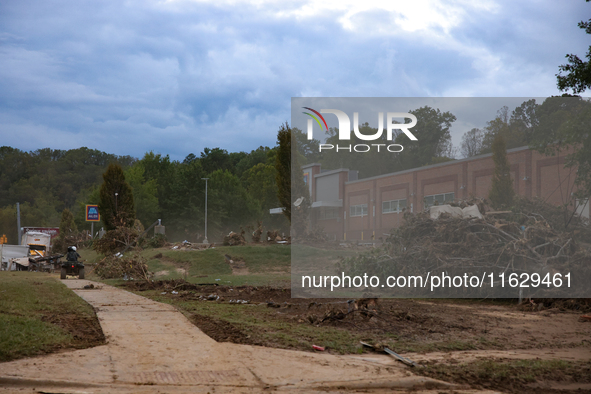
170, 241, 214, 250
94, 253, 153, 280
129, 278, 203, 291
223, 231, 246, 246
250, 221, 263, 243
92, 226, 140, 255
341, 197, 591, 297
266, 230, 289, 243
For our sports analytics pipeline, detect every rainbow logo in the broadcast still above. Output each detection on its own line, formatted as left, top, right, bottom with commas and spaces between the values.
302, 107, 328, 132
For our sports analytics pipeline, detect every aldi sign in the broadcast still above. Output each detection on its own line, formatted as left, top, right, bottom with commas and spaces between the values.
86, 205, 100, 222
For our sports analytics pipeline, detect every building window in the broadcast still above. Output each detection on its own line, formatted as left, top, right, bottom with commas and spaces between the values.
349, 204, 368, 217
424, 192, 454, 208
382, 199, 407, 214
319, 208, 339, 220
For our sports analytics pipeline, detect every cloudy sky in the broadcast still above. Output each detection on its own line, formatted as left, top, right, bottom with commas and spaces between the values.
0, 0, 588, 161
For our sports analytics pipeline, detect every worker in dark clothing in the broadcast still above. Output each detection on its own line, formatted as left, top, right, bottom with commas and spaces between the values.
61, 246, 85, 279
66, 246, 81, 262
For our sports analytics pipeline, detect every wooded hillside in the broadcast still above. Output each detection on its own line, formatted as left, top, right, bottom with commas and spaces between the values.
0, 145, 287, 243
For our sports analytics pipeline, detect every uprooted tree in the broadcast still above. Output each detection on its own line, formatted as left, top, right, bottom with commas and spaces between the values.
94, 252, 152, 281
339, 197, 591, 298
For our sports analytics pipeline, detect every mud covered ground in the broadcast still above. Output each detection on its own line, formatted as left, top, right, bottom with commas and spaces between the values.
126, 279, 590, 351
41, 311, 105, 348
124, 279, 591, 393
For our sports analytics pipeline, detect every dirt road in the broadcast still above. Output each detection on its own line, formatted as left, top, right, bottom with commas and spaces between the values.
0, 279, 488, 393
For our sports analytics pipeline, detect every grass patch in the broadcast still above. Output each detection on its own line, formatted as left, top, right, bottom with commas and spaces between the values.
219, 245, 290, 273
135, 244, 293, 285
159, 245, 290, 274
0, 272, 104, 362
418, 359, 591, 393
96, 244, 351, 286
80, 248, 101, 265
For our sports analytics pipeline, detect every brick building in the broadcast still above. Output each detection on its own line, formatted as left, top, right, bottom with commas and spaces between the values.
303, 146, 588, 241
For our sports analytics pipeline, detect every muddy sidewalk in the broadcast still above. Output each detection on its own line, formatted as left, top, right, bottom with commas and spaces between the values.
0, 279, 475, 393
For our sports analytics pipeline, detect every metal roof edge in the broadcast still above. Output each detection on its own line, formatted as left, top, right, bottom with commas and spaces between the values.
344, 145, 531, 185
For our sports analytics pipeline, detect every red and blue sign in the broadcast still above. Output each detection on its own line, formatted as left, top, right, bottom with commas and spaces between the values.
86, 205, 100, 222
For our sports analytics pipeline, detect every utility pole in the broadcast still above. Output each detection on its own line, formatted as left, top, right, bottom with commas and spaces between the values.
201, 178, 209, 244
16, 202, 21, 245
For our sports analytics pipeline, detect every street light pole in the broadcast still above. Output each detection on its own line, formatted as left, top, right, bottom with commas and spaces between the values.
115, 193, 119, 214
201, 178, 209, 244
16, 202, 21, 245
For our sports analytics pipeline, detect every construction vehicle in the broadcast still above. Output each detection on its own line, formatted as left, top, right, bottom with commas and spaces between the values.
60, 246, 84, 279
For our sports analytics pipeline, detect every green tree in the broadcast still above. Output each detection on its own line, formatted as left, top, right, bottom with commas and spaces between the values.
460, 128, 484, 158
209, 169, 256, 235
530, 96, 591, 199
165, 159, 205, 241
125, 164, 159, 228
292, 127, 322, 164
553, 8, 591, 198
275, 122, 310, 236
479, 107, 519, 153
59, 208, 77, 235
235, 146, 275, 177
394, 106, 457, 170
510, 99, 539, 145
0, 204, 18, 244
53, 208, 78, 253
488, 135, 515, 209
137, 151, 174, 222
276, 123, 292, 224
200, 147, 232, 174
557, 3, 591, 94
98, 164, 136, 231
243, 163, 278, 214
0, 202, 57, 244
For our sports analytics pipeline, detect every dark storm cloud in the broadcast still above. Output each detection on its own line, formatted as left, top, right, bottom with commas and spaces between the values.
0, 0, 588, 160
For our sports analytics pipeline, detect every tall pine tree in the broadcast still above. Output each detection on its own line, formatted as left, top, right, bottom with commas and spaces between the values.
98, 164, 135, 230
488, 134, 515, 209
275, 122, 310, 237
275, 123, 292, 223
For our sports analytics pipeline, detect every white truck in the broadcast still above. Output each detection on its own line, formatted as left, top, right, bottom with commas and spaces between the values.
19, 231, 63, 272
21, 231, 52, 257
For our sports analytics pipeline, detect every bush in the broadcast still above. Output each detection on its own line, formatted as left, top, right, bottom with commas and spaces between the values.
145, 233, 168, 248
